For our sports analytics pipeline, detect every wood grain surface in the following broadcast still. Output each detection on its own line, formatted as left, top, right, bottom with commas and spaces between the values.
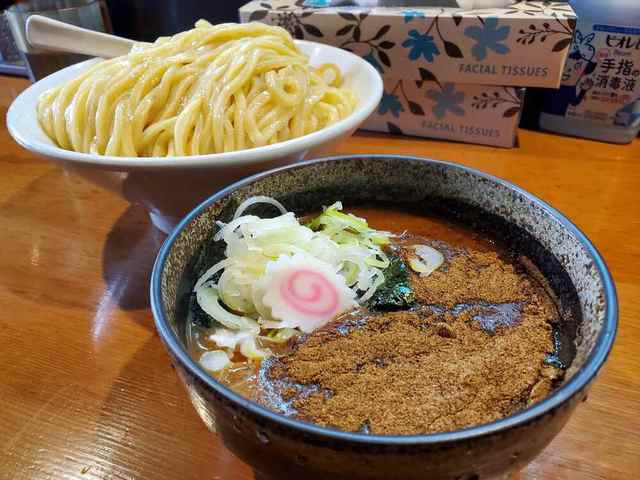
1, 74, 638, 480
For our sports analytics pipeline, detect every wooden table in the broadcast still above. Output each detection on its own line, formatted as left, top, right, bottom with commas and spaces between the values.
1, 74, 639, 480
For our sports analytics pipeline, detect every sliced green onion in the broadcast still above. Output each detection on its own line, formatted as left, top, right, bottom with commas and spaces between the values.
199, 350, 231, 372
262, 327, 299, 344
307, 201, 370, 234
240, 337, 271, 359
409, 245, 444, 277
196, 285, 260, 332
365, 253, 390, 269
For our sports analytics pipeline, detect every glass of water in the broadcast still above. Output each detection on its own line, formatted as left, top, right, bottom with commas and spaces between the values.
5, 0, 112, 82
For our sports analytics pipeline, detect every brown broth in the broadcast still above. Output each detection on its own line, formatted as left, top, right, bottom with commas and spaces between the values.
187, 206, 566, 427
348, 205, 498, 254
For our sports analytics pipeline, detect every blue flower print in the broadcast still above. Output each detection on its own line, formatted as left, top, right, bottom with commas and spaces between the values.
363, 51, 383, 73
464, 18, 511, 61
378, 92, 404, 118
402, 30, 440, 62
304, 0, 330, 7
426, 83, 465, 119
402, 10, 426, 23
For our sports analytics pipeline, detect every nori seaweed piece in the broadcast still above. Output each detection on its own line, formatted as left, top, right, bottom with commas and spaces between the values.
367, 254, 415, 311
190, 291, 215, 329
190, 235, 227, 283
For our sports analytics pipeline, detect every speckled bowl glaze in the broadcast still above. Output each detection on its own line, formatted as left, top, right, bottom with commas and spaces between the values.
150, 155, 617, 480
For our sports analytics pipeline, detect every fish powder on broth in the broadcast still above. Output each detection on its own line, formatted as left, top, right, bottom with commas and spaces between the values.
262, 237, 562, 435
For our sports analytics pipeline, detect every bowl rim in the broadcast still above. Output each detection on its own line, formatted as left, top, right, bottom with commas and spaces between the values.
150, 154, 618, 445
6, 40, 382, 170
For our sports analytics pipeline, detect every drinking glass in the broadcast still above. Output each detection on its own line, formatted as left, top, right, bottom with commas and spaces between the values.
5, 0, 112, 81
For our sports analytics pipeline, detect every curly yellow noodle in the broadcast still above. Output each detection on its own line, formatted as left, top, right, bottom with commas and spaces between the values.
315, 63, 343, 87
37, 22, 357, 157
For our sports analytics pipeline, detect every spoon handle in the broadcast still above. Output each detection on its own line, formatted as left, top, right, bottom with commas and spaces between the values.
26, 15, 135, 59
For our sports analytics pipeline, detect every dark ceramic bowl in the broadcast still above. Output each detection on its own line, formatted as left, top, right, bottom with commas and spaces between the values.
150, 155, 617, 480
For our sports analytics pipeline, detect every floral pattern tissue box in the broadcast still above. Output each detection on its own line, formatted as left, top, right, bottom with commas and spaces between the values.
373, 78, 524, 147
239, 0, 576, 147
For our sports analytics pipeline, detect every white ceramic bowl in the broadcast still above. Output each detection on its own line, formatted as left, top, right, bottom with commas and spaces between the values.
7, 40, 382, 232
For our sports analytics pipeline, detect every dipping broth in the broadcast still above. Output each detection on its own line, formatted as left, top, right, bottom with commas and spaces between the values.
185, 201, 573, 435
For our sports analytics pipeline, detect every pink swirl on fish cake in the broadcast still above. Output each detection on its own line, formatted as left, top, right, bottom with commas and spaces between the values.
279, 269, 339, 317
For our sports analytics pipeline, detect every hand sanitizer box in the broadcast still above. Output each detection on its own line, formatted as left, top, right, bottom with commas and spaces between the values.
540, 0, 640, 144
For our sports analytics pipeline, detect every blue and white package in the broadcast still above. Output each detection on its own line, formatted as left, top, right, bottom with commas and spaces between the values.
540, 0, 640, 144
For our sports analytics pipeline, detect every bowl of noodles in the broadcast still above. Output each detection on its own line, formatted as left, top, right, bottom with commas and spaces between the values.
7, 21, 382, 232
